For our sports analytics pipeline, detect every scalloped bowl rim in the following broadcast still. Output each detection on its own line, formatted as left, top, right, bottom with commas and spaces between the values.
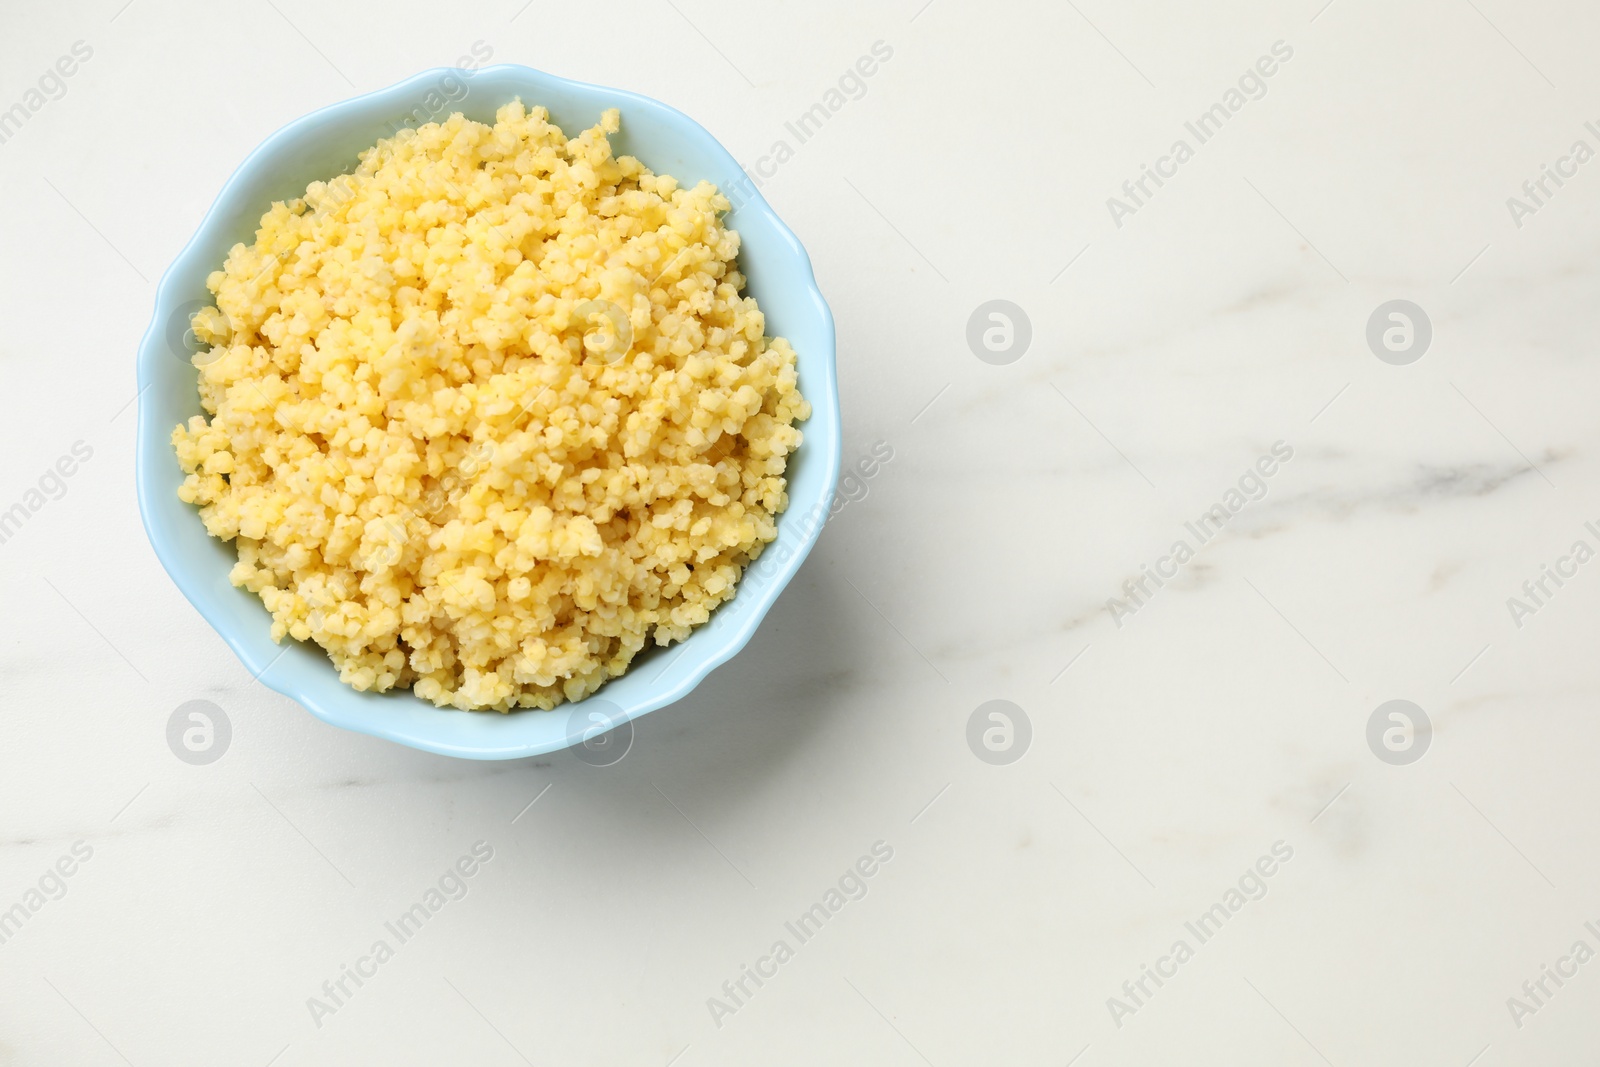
135, 65, 841, 760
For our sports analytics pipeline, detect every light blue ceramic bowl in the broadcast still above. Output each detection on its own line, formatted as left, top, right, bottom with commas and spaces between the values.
135, 66, 840, 760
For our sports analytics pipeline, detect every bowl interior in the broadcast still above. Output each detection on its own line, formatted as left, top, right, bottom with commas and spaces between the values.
136, 66, 839, 759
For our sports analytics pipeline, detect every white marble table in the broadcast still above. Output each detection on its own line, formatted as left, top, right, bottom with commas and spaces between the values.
3, 1, 1599, 1063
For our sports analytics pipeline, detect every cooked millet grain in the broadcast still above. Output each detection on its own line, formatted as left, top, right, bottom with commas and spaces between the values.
172, 100, 808, 711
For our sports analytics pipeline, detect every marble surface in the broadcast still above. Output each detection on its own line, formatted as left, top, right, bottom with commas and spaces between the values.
3, 0, 1600, 1063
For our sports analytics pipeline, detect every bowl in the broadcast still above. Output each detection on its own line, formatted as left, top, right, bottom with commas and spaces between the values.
135, 65, 841, 760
